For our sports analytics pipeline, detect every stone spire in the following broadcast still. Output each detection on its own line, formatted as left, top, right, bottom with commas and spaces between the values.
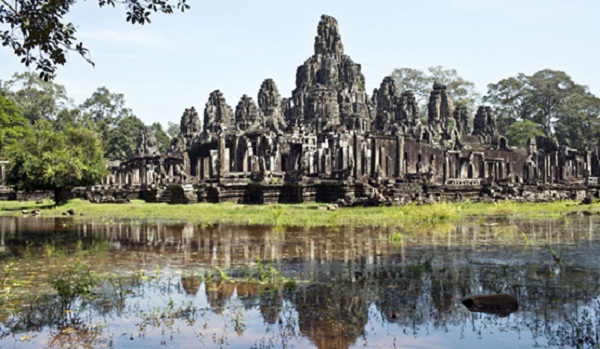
180, 107, 201, 141
204, 90, 234, 133
136, 126, 160, 157
472, 106, 497, 139
235, 95, 262, 132
453, 105, 471, 134
287, 14, 369, 133
314, 15, 344, 56
371, 77, 399, 133
258, 79, 286, 132
428, 82, 454, 136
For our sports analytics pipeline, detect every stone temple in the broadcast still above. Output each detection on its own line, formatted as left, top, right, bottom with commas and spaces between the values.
98, 15, 600, 205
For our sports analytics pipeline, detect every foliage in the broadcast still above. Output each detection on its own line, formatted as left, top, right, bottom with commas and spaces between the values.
2, 76, 171, 164
166, 121, 180, 139
80, 86, 133, 124
0, 0, 190, 80
485, 69, 600, 148
151, 122, 171, 155
79, 86, 139, 159
0, 94, 27, 152
104, 115, 145, 160
2, 72, 69, 123
48, 262, 98, 306
554, 91, 600, 149
482, 74, 530, 134
3, 120, 107, 203
390, 66, 481, 114
504, 119, 546, 148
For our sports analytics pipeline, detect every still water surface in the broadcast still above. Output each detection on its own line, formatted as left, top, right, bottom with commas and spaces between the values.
0, 215, 599, 348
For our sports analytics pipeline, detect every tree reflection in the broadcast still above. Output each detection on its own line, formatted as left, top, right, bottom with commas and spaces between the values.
1, 215, 600, 348
292, 282, 369, 349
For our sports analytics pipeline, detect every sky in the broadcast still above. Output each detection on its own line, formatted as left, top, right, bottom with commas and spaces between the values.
1, 0, 599, 128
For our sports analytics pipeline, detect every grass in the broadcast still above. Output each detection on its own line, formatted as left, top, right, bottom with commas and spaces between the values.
0, 198, 598, 228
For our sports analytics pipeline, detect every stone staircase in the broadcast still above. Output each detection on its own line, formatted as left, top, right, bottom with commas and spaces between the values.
158, 184, 197, 204
157, 186, 173, 203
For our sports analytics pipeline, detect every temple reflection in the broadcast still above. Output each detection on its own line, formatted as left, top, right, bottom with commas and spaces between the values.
1, 216, 600, 348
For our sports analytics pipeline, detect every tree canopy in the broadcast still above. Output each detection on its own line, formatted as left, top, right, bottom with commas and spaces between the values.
0, 93, 28, 152
484, 69, 600, 148
0, 0, 190, 80
2, 120, 107, 203
104, 115, 145, 160
390, 66, 481, 114
2, 72, 69, 123
1, 72, 176, 202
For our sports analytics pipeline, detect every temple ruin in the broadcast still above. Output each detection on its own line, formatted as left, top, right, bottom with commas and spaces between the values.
99, 15, 600, 205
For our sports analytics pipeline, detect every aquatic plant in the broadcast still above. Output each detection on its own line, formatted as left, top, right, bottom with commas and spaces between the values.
389, 230, 404, 246
48, 262, 99, 307
547, 244, 563, 264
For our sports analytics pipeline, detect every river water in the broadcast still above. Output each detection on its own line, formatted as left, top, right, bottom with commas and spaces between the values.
0, 214, 599, 348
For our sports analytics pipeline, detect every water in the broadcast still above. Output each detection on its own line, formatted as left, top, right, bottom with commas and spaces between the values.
0, 215, 599, 348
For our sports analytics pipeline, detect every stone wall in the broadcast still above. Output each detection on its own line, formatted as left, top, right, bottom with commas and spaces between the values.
103, 15, 599, 205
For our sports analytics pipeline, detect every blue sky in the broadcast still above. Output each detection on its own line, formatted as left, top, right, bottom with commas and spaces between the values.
1, 0, 599, 128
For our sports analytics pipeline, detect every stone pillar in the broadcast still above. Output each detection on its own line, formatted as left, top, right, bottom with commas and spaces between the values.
353, 134, 360, 178
219, 134, 227, 177
380, 146, 387, 178
371, 139, 378, 177
396, 136, 403, 178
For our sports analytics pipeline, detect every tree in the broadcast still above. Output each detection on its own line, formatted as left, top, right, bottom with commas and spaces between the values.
484, 69, 600, 148
527, 69, 589, 135
2, 72, 69, 123
0, 94, 28, 152
150, 122, 170, 154
54, 107, 83, 131
166, 121, 180, 139
104, 115, 145, 160
80, 86, 132, 123
504, 120, 546, 148
554, 91, 600, 149
390, 66, 481, 114
483, 74, 531, 135
1, 0, 190, 80
3, 120, 106, 204
79, 86, 134, 154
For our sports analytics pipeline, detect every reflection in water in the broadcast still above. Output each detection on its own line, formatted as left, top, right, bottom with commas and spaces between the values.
0, 216, 600, 348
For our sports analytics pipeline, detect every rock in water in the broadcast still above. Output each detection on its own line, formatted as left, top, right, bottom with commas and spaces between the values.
461, 294, 518, 317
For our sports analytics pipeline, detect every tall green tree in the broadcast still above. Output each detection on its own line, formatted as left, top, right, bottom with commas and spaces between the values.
390, 66, 481, 114
1, 0, 190, 80
482, 74, 531, 135
504, 119, 546, 148
166, 121, 180, 139
79, 86, 134, 155
151, 122, 170, 155
104, 115, 145, 161
485, 69, 600, 148
80, 86, 132, 123
2, 72, 69, 123
0, 94, 28, 152
3, 120, 106, 204
554, 91, 600, 149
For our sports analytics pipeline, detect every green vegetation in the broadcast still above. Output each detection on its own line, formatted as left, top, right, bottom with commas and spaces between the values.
484, 69, 600, 148
1, 198, 597, 228
49, 262, 99, 307
1, 0, 190, 80
390, 66, 481, 114
2, 120, 107, 204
